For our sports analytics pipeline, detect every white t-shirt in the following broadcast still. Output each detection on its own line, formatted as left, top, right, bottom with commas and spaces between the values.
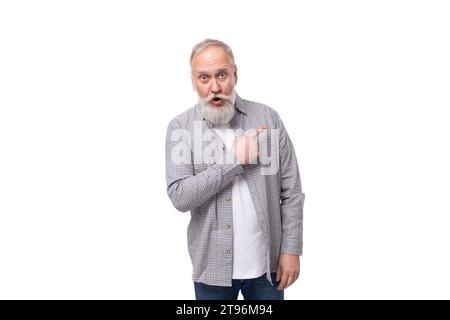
213, 123, 267, 279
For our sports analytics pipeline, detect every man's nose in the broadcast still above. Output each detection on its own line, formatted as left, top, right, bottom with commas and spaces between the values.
210, 79, 221, 94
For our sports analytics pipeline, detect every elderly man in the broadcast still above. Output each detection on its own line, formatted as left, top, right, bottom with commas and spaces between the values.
165, 39, 305, 300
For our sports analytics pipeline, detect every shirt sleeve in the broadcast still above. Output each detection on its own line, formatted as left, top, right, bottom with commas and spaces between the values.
274, 111, 306, 256
165, 119, 244, 212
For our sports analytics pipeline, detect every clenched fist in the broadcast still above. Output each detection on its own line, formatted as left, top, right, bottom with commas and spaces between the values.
231, 125, 266, 165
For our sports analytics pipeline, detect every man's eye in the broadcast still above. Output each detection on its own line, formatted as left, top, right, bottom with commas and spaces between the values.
219, 72, 227, 79
200, 75, 208, 81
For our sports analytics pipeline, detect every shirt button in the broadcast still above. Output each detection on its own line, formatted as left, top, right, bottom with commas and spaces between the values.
226, 249, 232, 254
226, 198, 231, 202
225, 224, 232, 229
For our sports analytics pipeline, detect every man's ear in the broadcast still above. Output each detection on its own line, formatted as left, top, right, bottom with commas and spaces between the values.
191, 75, 197, 91
234, 64, 238, 85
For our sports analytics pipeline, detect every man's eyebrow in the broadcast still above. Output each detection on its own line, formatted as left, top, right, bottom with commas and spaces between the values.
215, 68, 230, 73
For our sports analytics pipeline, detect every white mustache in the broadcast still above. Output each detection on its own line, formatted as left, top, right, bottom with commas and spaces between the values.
203, 93, 231, 103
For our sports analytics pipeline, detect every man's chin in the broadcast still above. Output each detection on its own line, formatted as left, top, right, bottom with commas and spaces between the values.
205, 102, 226, 110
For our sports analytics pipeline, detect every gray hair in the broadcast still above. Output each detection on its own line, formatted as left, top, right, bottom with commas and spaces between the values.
190, 39, 235, 69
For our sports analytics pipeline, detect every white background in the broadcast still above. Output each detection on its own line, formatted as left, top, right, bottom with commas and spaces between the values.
1, 0, 449, 299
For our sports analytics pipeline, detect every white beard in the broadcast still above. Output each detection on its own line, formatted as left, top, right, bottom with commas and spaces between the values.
199, 93, 236, 125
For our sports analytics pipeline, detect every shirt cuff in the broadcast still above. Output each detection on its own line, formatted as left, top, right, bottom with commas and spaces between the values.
221, 148, 244, 176
280, 238, 303, 256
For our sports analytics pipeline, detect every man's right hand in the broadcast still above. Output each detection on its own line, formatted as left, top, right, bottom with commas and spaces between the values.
231, 125, 266, 165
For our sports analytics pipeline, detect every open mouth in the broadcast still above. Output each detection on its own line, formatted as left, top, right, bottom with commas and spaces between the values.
211, 97, 222, 106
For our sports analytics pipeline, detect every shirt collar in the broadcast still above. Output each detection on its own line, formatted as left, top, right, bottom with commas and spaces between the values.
233, 92, 247, 115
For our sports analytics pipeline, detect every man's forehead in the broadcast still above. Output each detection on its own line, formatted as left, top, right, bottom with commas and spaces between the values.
193, 64, 233, 74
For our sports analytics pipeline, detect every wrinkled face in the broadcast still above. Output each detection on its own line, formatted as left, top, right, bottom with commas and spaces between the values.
191, 45, 238, 108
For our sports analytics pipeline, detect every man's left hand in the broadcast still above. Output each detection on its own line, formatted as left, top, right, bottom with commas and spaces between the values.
276, 253, 300, 290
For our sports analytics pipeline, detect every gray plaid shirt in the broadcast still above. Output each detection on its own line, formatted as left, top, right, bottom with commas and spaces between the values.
165, 93, 305, 287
